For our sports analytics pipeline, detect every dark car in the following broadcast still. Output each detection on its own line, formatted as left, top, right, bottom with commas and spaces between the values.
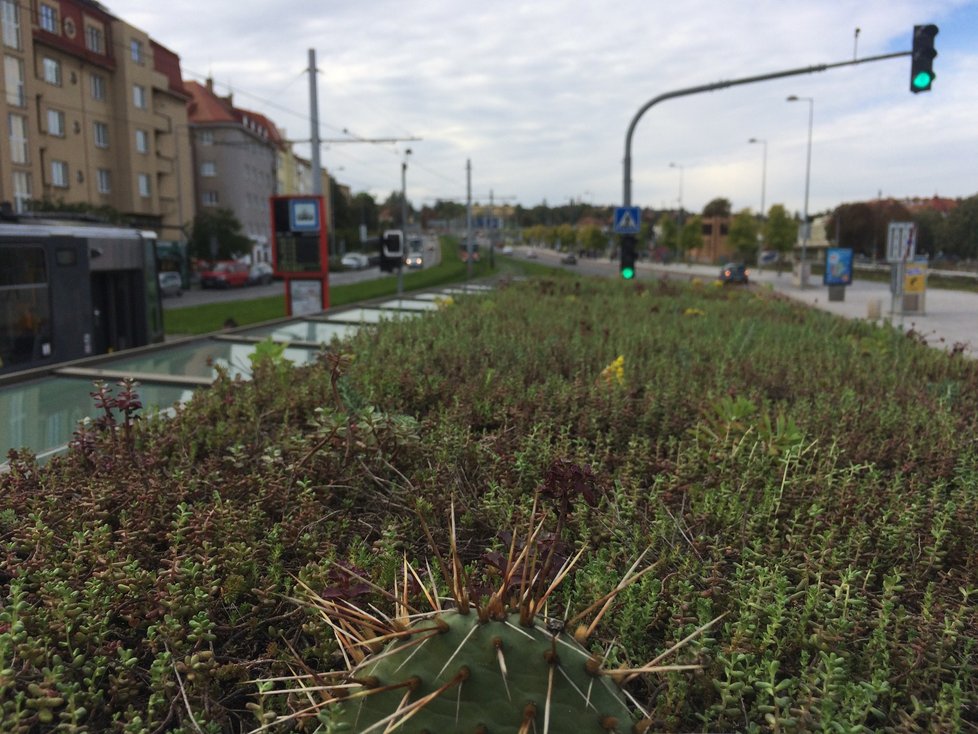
720, 262, 749, 284
561, 253, 578, 265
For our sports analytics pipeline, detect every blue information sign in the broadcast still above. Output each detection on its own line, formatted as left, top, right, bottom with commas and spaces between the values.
613, 206, 641, 234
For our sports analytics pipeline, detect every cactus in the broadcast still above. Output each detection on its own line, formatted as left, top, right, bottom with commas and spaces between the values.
330, 608, 635, 733
257, 475, 719, 733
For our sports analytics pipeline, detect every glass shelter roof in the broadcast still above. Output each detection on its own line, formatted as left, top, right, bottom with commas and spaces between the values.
1, 287, 485, 465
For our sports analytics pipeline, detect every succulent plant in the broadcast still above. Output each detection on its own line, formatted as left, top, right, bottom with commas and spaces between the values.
258, 482, 717, 734
329, 608, 635, 733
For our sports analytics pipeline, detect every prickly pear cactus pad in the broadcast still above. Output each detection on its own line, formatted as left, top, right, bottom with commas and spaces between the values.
333, 609, 635, 733
262, 484, 716, 733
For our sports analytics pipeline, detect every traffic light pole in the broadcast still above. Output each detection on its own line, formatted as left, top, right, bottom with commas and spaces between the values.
621, 50, 909, 207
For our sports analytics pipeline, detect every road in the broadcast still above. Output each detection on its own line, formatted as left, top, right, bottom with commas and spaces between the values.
164, 237, 441, 310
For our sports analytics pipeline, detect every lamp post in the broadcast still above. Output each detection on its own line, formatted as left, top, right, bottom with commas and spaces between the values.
747, 138, 767, 218
399, 148, 412, 296
786, 95, 813, 287
668, 162, 684, 221
401, 148, 412, 230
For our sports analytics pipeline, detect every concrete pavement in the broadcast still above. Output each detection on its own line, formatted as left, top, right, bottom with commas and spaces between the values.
640, 260, 977, 359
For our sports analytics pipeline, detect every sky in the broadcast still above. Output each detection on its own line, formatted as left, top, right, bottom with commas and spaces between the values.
104, 0, 977, 218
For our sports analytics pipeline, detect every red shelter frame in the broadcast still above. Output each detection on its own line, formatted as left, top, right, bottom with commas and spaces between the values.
269, 195, 330, 315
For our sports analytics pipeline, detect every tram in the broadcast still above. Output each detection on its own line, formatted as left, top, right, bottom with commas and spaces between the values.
0, 219, 164, 376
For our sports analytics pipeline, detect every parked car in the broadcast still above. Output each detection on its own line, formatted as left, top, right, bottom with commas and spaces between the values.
158, 271, 183, 297
199, 261, 250, 288
561, 253, 578, 265
720, 262, 750, 284
501, 245, 514, 255
248, 262, 274, 285
341, 252, 370, 270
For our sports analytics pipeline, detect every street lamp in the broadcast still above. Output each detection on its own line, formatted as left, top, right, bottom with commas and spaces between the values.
786, 95, 813, 287
747, 137, 767, 218
398, 148, 412, 296
401, 148, 412, 230
668, 162, 684, 216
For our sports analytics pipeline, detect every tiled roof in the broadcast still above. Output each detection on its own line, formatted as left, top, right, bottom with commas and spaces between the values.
186, 80, 285, 148
185, 80, 237, 124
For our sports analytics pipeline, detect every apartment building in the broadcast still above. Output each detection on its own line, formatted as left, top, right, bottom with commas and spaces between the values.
0, 0, 193, 237
186, 78, 281, 263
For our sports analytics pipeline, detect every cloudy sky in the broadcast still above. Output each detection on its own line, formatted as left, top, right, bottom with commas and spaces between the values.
106, 0, 976, 217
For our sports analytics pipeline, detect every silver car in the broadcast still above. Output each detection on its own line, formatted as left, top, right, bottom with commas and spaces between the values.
158, 271, 183, 297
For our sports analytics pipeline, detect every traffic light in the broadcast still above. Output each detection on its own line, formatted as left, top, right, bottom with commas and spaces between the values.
620, 234, 637, 280
910, 24, 938, 93
380, 229, 403, 272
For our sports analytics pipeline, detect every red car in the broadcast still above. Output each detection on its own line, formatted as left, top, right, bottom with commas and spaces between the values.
199, 261, 250, 288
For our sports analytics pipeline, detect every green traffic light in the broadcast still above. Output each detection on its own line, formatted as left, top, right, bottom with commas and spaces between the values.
621, 267, 635, 280
912, 71, 934, 89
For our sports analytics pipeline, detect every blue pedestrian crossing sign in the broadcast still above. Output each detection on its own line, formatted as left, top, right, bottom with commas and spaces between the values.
614, 206, 641, 234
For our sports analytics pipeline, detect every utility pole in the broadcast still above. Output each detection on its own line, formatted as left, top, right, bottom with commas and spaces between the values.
488, 190, 495, 268
466, 159, 473, 279
308, 49, 322, 196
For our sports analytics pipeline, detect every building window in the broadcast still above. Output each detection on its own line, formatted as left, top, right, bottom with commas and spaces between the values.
200, 161, 216, 177
1, 0, 20, 49
12, 170, 30, 212
93, 121, 108, 148
137, 173, 150, 198
96, 168, 110, 194
90, 73, 105, 101
43, 57, 61, 85
39, 4, 57, 33
51, 160, 68, 188
199, 130, 213, 145
4, 54, 24, 106
84, 24, 103, 54
8, 113, 28, 164
130, 39, 143, 63
202, 191, 219, 207
46, 108, 64, 136
135, 128, 148, 153
132, 84, 147, 108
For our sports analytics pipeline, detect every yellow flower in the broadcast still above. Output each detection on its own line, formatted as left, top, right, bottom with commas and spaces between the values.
434, 296, 455, 309
684, 307, 705, 317
599, 355, 625, 386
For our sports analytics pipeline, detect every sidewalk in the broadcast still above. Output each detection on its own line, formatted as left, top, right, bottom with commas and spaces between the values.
643, 261, 978, 359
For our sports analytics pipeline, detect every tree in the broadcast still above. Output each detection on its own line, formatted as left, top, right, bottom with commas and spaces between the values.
825, 199, 915, 260
656, 213, 679, 255
825, 202, 875, 256
352, 193, 380, 232
702, 198, 732, 218
555, 223, 576, 250
942, 194, 978, 260
728, 209, 760, 263
912, 208, 945, 257
679, 215, 704, 259
578, 224, 604, 255
764, 204, 797, 274
188, 208, 252, 261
